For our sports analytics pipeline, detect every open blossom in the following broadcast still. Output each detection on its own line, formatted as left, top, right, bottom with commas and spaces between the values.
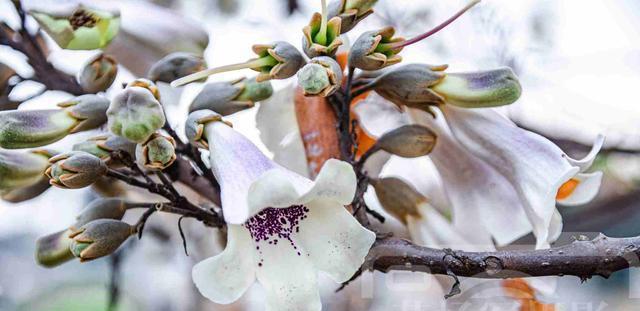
355, 93, 604, 249
185, 110, 375, 310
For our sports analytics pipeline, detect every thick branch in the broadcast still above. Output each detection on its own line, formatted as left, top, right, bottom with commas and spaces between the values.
368, 235, 640, 280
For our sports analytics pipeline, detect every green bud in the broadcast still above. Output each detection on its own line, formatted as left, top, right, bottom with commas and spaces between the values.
371, 177, 424, 224
107, 87, 166, 143
0, 149, 52, 194
30, 5, 120, 50
0, 94, 109, 148
46, 151, 107, 189
302, 13, 343, 58
185, 110, 230, 149
375, 125, 437, 158
72, 134, 137, 166
431, 67, 522, 108
328, 0, 377, 33
58, 94, 110, 132
350, 27, 403, 71
69, 219, 134, 262
148, 52, 206, 83
72, 198, 128, 231
78, 53, 118, 93
135, 133, 176, 170
297, 56, 343, 97
36, 229, 75, 268
2, 175, 51, 203
189, 77, 272, 115
252, 41, 306, 82
371, 63, 448, 111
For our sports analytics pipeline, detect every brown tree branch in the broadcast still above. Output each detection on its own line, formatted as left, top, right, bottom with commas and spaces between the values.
367, 235, 640, 281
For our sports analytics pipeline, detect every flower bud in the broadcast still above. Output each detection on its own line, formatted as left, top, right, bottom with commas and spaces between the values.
72, 198, 128, 231
46, 151, 107, 189
185, 110, 231, 149
30, 5, 120, 50
349, 27, 403, 71
371, 177, 424, 224
72, 134, 137, 166
69, 219, 134, 262
431, 67, 522, 108
36, 229, 75, 268
107, 87, 166, 143
135, 133, 176, 170
148, 52, 206, 83
58, 94, 111, 132
371, 63, 448, 110
252, 41, 306, 82
0, 95, 109, 149
328, 0, 377, 33
189, 77, 273, 115
374, 125, 437, 158
297, 56, 343, 97
0, 149, 53, 194
127, 78, 161, 100
78, 53, 118, 93
2, 176, 51, 203
302, 13, 343, 58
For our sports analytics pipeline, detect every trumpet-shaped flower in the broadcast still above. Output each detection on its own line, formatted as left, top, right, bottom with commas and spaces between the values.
185, 110, 375, 310
355, 93, 603, 249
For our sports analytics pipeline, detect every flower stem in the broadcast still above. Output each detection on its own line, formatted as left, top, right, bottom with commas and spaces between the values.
314, 0, 329, 45
171, 55, 278, 87
377, 0, 480, 52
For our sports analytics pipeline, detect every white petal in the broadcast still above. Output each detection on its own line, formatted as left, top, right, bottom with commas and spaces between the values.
192, 225, 256, 304
407, 202, 490, 251
205, 121, 278, 224
363, 150, 391, 179
557, 172, 603, 206
410, 109, 532, 247
248, 159, 356, 214
547, 209, 563, 244
353, 93, 411, 138
564, 134, 605, 172
441, 106, 578, 249
295, 200, 376, 282
256, 84, 310, 177
255, 236, 321, 311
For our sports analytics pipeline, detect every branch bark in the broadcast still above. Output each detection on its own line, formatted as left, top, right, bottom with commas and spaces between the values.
368, 235, 640, 280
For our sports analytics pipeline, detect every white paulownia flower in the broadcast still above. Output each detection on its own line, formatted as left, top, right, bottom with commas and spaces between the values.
355, 94, 604, 249
185, 110, 376, 311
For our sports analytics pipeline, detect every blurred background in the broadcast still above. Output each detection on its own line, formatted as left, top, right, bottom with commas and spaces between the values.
1, 0, 640, 310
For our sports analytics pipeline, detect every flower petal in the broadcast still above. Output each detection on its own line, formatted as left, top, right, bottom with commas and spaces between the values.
248, 159, 356, 214
353, 93, 411, 138
256, 84, 310, 177
192, 225, 256, 304
204, 121, 278, 224
564, 134, 605, 172
295, 199, 375, 282
255, 236, 322, 311
407, 203, 489, 251
441, 106, 578, 248
557, 172, 603, 206
410, 109, 532, 247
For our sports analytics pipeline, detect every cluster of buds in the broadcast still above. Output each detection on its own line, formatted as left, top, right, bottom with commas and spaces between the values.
36, 199, 132, 267
107, 79, 166, 143
0, 94, 109, 149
